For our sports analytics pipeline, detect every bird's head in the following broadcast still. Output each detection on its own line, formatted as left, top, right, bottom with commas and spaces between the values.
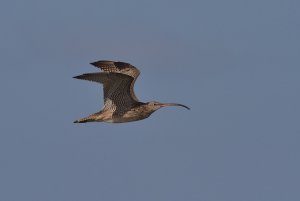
145, 101, 190, 113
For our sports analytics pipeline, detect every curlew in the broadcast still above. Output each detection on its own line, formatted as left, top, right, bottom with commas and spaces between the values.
73, 60, 190, 123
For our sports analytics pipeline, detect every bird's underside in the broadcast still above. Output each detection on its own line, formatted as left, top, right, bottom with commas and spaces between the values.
73, 60, 190, 123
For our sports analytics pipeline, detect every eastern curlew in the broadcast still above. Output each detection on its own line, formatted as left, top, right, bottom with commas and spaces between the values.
73, 60, 190, 123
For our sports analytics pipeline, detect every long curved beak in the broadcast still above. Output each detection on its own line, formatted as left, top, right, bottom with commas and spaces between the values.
159, 103, 190, 110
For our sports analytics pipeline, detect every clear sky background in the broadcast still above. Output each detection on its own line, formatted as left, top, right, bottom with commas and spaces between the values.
1, 0, 299, 200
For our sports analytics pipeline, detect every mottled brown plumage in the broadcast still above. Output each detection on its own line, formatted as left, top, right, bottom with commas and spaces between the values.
73, 60, 190, 123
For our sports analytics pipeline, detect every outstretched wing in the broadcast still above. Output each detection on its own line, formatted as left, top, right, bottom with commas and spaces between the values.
73, 72, 137, 112
90, 60, 140, 101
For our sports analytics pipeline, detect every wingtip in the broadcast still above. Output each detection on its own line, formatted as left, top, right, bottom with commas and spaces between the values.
73, 75, 81, 79
90, 60, 113, 66
90, 61, 103, 68
90, 61, 97, 66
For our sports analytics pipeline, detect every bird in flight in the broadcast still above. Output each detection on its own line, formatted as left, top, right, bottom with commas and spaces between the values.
73, 60, 190, 123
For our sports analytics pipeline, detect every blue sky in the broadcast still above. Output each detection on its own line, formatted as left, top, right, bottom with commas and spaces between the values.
1, 0, 300, 200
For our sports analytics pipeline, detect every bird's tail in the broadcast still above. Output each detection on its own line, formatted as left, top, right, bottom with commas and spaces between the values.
73, 118, 91, 123
73, 112, 103, 123
73, 117, 92, 123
